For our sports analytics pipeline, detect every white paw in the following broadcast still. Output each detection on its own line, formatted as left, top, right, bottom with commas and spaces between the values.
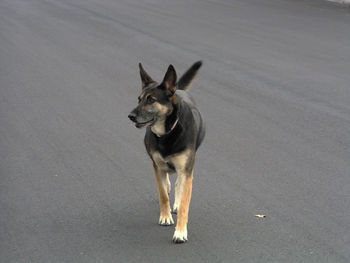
172, 228, 188, 243
159, 215, 174, 226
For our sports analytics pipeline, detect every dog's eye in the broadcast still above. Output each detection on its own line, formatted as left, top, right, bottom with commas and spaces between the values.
147, 96, 155, 104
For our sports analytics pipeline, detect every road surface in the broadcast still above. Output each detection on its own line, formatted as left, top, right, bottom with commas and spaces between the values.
1, 0, 350, 262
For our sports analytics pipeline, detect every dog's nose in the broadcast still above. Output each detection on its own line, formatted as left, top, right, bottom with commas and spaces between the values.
128, 113, 137, 122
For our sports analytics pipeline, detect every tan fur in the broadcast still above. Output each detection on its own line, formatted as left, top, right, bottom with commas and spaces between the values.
176, 170, 193, 233
152, 152, 168, 170
153, 165, 173, 225
151, 117, 166, 136
151, 102, 170, 136
171, 94, 177, 104
152, 149, 192, 171
171, 150, 192, 214
170, 149, 192, 172
139, 91, 146, 100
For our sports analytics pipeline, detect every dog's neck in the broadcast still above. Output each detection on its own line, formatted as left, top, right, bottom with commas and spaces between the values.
151, 103, 179, 137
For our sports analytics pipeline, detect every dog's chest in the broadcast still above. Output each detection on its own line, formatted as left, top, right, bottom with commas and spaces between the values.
152, 150, 190, 173
151, 118, 166, 137
152, 152, 174, 172
145, 122, 186, 158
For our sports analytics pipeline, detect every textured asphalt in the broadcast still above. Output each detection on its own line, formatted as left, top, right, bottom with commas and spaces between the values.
1, 0, 350, 262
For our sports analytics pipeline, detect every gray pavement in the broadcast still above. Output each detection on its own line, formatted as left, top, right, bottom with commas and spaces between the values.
1, 0, 350, 262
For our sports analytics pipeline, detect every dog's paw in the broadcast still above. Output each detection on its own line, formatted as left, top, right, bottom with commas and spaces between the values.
158, 215, 174, 226
172, 229, 188, 243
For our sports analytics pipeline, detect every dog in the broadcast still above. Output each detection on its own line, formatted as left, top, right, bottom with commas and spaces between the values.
128, 61, 205, 243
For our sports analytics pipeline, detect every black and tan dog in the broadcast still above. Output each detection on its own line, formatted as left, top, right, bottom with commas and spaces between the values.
128, 61, 205, 243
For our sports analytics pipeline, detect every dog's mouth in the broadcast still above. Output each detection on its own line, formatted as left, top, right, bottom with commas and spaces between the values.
135, 119, 154, 128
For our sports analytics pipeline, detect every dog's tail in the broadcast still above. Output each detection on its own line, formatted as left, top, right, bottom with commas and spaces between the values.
177, 61, 202, 91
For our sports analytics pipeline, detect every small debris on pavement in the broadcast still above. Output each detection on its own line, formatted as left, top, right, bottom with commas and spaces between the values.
255, 214, 266, 218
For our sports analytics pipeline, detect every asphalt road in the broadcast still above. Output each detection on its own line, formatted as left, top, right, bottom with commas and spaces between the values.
1, 0, 350, 262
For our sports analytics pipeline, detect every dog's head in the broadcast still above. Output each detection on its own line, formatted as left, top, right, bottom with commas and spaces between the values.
128, 63, 177, 128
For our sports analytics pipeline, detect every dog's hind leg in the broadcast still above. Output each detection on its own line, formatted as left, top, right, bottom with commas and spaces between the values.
166, 173, 171, 195
153, 165, 174, 226
172, 175, 184, 214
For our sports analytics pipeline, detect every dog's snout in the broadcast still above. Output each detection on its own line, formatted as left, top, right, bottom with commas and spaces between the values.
128, 112, 137, 122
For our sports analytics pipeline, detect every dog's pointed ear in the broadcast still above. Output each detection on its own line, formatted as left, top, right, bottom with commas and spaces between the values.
139, 63, 154, 89
162, 64, 177, 96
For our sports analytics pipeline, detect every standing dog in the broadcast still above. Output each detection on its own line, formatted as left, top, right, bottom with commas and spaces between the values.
128, 61, 205, 243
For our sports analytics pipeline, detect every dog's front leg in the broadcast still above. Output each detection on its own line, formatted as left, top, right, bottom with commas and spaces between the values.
153, 164, 174, 226
173, 168, 194, 243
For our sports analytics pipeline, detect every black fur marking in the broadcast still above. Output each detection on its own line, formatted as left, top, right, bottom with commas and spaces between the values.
139, 63, 154, 88
164, 103, 179, 133
177, 61, 202, 91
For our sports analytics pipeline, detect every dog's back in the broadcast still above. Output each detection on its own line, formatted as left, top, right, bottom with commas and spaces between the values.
176, 90, 205, 150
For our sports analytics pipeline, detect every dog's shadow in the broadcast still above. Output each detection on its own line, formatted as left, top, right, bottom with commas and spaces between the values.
77, 197, 176, 249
